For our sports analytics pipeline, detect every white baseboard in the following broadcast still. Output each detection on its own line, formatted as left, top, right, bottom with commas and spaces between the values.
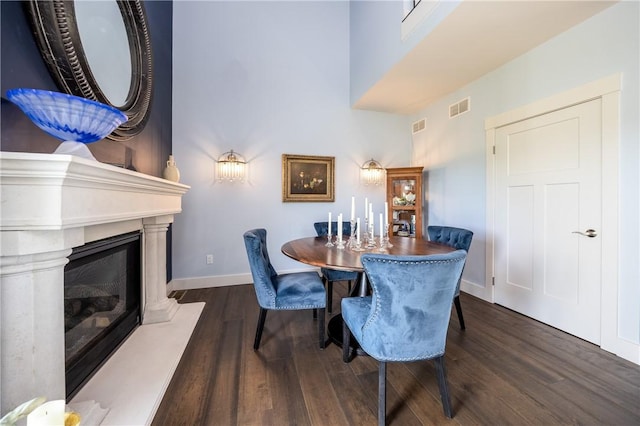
167, 267, 320, 292
168, 273, 252, 292
603, 336, 640, 366
460, 279, 492, 302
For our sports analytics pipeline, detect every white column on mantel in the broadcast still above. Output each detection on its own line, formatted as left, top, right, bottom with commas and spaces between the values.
141, 214, 179, 324
0, 228, 81, 414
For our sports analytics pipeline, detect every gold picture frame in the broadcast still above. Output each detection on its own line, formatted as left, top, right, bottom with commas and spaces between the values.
282, 154, 335, 202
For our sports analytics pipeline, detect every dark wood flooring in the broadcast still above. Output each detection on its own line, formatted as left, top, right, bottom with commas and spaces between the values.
153, 284, 640, 425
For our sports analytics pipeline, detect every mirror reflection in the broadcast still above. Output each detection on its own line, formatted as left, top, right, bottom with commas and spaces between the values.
75, 1, 132, 107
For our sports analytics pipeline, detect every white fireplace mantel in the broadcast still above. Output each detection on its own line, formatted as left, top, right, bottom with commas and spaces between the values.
0, 152, 190, 416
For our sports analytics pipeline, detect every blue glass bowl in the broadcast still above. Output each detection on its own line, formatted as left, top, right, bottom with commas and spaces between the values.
6, 88, 128, 143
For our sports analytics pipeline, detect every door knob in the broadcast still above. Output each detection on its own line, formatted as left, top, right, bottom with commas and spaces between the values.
572, 229, 597, 238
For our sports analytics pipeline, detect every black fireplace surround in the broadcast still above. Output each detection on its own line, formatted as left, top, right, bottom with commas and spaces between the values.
64, 232, 141, 399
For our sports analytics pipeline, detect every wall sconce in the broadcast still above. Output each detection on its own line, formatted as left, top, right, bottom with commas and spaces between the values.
216, 149, 247, 182
361, 158, 384, 186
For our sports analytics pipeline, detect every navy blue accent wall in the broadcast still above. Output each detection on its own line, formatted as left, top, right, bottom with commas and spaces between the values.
1, 0, 173, 280
0, 0, 173, 178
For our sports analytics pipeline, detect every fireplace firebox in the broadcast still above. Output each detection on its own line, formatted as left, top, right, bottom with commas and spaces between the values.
64, 232, 141, 399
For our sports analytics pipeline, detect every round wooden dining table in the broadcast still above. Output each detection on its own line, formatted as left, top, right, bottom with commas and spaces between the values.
281, 236, 456, 347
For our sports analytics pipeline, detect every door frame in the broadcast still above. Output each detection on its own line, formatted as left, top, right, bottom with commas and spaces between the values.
484, 74, 630, 360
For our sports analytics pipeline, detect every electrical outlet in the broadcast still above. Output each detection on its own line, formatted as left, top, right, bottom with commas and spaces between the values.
206, 254, 214, 264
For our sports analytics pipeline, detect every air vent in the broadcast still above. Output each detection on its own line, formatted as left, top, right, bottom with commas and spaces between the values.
449, 97, 470, 118
412, 118, 426, 134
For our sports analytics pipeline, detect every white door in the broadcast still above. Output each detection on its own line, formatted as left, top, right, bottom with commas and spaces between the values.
494, 99, 602, 344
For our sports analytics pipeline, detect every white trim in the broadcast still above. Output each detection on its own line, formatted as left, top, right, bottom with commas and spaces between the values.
169, 274, 251, 291
483, 127, 497, 303
401, 0, 441, 41
485, 73, 638, 365
460, 278, 489, 301
168, 267, 320, 291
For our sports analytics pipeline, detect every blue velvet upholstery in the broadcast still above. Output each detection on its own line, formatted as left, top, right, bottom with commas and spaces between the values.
314, 221, 358, 312
243, 228, 326, 349
342, 251, 466, 361
427, 226, 473, 330
341, 250, 467, 423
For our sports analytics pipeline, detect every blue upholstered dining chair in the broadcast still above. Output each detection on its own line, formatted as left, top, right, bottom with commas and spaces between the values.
313, 221, 358, 313
243, 228, 326, 350
342, 250, 467, 425
427, 225, 473, 330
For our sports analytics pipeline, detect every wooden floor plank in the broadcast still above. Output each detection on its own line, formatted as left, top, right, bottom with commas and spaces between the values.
153, 286, 640, 426
237, 310, 274, 425
386, 361, 453, 425
266, 357, 311, 425
315, 344, 378, 425
151, 287, 227, 425
204, 319, 242, 425
294, 346, 350, 425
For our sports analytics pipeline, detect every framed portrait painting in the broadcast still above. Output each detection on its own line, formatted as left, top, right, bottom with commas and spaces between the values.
282, 154, 335, 202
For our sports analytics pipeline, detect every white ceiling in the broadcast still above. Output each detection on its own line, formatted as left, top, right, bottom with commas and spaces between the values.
353, 0, 618, 114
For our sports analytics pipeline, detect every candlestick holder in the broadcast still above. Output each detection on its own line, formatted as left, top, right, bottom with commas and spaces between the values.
352, 238, 365, 251
325, 234, 334, 247
336, 234, 346, 250
384, 223, 393, 248
366, 223, 377, 249
363, 218, 370, 246
378, 235, 388, 252
347, 219, 356, 249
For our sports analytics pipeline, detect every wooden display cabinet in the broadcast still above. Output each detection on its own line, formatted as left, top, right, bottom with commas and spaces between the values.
386, 166, 424, 239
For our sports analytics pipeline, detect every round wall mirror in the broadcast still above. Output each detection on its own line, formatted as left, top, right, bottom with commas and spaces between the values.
25, 0, 153, 141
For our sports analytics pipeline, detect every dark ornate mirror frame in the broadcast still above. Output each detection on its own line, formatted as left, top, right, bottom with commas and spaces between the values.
25, 0, 153, 141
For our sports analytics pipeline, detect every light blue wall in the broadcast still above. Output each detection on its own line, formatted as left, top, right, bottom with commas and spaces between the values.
172, 0, 639, 346
172, 1, 412, 280
349, 0, 461, 106
411, 1, 640, 343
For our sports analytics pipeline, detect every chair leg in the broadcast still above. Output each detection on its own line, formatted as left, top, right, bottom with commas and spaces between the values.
327, 280, 333, 314
347, 280, 352, 294
342, 320, 351, 363
318, 308, 325, 349
378, 361, 386, 426
454, 295, 465, 330
434, 356, 453, 418
253, 308, 268, 350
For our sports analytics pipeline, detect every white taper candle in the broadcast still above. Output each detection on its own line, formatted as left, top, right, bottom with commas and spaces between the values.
351, 196, 355, 221
384, 202, 389, 225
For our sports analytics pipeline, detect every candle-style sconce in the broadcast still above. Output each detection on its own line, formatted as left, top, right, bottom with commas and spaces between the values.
216, 149, 247, 182
361, 158, 384, 186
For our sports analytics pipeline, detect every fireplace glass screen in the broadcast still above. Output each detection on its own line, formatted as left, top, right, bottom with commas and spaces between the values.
65, 232, 141, 398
